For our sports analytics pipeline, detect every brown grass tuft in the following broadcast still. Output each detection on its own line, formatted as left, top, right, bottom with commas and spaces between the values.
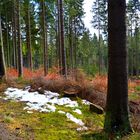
91, 75, 107, 93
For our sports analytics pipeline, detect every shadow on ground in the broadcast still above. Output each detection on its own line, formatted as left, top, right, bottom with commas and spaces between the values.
82, 131, 109, 140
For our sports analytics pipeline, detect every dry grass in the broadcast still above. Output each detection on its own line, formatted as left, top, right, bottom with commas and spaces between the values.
91, 75, 140, 95
5, 67, 140, 95
128, 80, 137, 94
7, 67, 43, 80
91, 75, 107, 93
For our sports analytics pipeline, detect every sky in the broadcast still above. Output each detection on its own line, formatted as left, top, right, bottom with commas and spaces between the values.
83, 0, 97, 36
83, 0, 130, 36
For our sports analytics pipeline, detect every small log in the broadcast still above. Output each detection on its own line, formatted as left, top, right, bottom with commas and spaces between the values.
63, 91, 77, 97
90, 103, 104, 114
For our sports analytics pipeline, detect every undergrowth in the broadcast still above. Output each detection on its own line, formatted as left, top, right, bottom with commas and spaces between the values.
6, 67, 140, 95
0, 67, 140, 139
0, 92, 104, 140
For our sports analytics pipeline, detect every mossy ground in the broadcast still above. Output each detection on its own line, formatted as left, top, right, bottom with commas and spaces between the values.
0, 82, 140, 140
0, 88, 104, 140
129, 85, 140, 100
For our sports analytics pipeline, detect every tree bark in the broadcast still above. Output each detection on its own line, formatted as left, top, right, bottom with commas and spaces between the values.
5, 9, 10, 67
25, 0, 33, 70
97, 0, 101, 75
59, 0, 67, 77
130, 18, 133, 76
69, 17, 74, 70
104, 0, 132, 134
135, 25, 139, 76
17, 0, 23, 77
12, 15, 16, 68
13, 0, 18, 69
57, 0, 62, 72
41, 0, 48, 76
73, 18, 77, 69
0, 16, 6, 79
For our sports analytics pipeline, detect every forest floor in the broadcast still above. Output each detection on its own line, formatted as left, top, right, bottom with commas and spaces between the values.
0, 72, 140, 140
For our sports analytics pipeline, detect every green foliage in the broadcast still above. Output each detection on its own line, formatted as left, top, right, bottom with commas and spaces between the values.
79, 65, 98, 76
135, 86, 140, 92
3, 115, 14, 123
77, 30, 107, 75
126, 134, 140, 140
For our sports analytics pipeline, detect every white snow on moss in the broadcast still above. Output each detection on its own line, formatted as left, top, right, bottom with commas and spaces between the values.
73, 109, 82, 115
4, 87, 90, 129
66, 113, 84, 126
82, 100, 91, 105
77, 126, 88, 131
58, 110, 65, 114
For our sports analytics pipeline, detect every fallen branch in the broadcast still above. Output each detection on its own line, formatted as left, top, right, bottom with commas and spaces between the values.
29, 77, 140, 114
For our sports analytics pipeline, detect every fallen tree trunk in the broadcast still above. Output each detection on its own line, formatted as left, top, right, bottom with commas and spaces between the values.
29, 78, 140, 114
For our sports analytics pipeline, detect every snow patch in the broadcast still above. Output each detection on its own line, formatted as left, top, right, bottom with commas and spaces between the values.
77, 126, 88, 131
82, 100, 91, 105
73, 109, 82, 115
4, 87, 88, 130
66, 113, 84, 126
58, 110, 65, 114
27, 111, 33, 114
4, 88, 78, 112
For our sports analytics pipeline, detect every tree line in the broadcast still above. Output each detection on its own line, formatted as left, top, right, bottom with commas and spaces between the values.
0, 0, 140, 135
0, 0, 139, 78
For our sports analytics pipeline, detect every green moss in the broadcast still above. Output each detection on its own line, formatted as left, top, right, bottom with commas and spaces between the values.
126, 133, 140, 140
135, 86, 140, 92
82, 132, 109, 140
0, 91, 139, 140
129, 93, 140, 100
0, 97, 105, 139
3, 115, 14, 123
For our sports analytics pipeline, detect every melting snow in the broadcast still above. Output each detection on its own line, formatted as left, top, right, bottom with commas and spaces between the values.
73, 109, 82, 115
27, 111, 33, 114
4, 87, 90, 129
77, 126, 88, 131
58, 110, 65, 114
66, 113, 84, 126
82, 100, 91, 105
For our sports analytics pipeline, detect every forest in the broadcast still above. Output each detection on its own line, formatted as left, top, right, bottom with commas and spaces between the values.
0, 0, 140, 139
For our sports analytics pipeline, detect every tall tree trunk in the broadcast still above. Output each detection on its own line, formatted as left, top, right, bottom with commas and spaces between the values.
5, 10, 10, 67
41, 0, 48, 76
17, 0, 23, 77
97, 0, 101, 75
73, 18, 77, 69
13, 0, 18, 69
104, 0, 132, 134
59, 0, 67, 76
12, 18, 16, 67
25, 0, 33, 70
130, 18, 133, 76
69, 17, 74, 70
0, 16, 6, 79
135, 25, 139, 76
57, 0, 62, 72
12, 10, 16, 68
98, 30, 101, 74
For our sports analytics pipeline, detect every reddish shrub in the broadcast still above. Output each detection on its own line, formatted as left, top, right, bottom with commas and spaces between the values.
6, 67, 61, 80
45, 67, 61, 80
91, 74, 107, 93
23, 68, 34, 79
7, 68, 18, 79
128, 80, 137, 94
